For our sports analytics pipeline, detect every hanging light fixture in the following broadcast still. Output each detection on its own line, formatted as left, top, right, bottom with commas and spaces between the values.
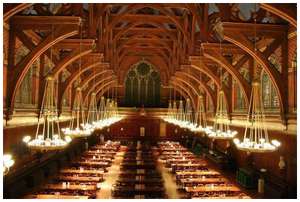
94, 96, 106, 129
206, 41, 237, 139
23, 76, 72, 151
84, 55, 98, 131
62, 87, 92, 137
233, 6, 280, 152
84, 92, 98, 131
23, 25, 71, 151
165, 99, 173, 123
184, 98, 194, 130
192, 93, 212, 133
94, 82, 122, 129
233, 81, 280, 152
207, 89, 237, 139
185, 65, 196, 131
62, 24, 92, 138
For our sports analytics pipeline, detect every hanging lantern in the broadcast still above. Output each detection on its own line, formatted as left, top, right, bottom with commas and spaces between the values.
165, 100, 173, 123
192, 94, 212, 133
94, 96, 106, 129
185, 98, 195, 130
84, 92, 98, 131
62, 87, 92, 138
207, 89, 238, 139
233, 81, 280, 152
23, 76, 72, 151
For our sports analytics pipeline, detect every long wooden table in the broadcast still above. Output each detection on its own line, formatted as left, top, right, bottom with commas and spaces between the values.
117, 177, 163, 184
78, 157, 113, 163
71, 161, 109, 167
185, 185, 241, 193
179, 177, 228, 186
85, 151, 116, 156
36, 194, 89, 199
60, 168, 104, 175
171, 163, 207, 172
176, 170, 221, 177
82, 153, 114, 159
56, 175, 102, 182
42, 184, 97, 191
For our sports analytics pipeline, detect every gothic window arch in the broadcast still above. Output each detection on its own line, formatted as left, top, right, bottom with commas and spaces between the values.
125, 61, 161, 107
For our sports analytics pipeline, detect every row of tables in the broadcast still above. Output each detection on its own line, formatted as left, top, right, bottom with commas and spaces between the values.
25, 141, 120, 199
112, 142, 165, 199
158, 141, 251, 199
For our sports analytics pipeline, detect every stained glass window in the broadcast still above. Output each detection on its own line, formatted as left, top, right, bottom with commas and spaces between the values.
261, 71, 280, 110
125, 61, 161, 107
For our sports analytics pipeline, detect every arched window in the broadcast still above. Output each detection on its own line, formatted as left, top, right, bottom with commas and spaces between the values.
261, 71, 280, 110
125, 61, 161, 107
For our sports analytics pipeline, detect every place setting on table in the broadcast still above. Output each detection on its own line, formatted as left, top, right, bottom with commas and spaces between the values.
157, 141, 251, 199
23, 140, 121, 199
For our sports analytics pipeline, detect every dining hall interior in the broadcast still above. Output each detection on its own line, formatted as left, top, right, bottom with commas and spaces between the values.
2, 2, 298, 200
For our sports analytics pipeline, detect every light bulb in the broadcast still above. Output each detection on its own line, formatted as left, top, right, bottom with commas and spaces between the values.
65, 136, 72, 143
23, 136, 31, 143
3, 154, 12, 162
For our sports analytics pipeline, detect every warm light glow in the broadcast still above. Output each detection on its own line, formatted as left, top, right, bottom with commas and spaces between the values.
62, 88, 92, 138
207, 90, 237, 140
22, 136, 31, 143
233, 81, 280, 153
3, 154, 15, 175
22, 76, 71, 151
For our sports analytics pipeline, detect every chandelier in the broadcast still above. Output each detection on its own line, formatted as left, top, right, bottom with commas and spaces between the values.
93, 86, 122, 129
62, 87, 92, 138
163, 86, 198, 131
206, 89, 238, 139
3, 154, 15, 175
191, 69, 212, 133
206, 41, 237, 139
233, 81, 281, 152
191, 94, 212, 133
84, 92, 98, 131
233, 7, 280, 153
23, 76, 72, 151
83, 55, 98, 132
62, 24, 92, 138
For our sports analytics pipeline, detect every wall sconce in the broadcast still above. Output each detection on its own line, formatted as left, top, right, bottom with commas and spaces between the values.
3, 154, 15, 175
120, 128, 124, 131
174, 129, 178, 134
278, 156, 286, 170
107, 128, 110, 132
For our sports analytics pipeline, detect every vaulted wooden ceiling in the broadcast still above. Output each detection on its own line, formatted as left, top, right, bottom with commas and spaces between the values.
3, 3, 296, 119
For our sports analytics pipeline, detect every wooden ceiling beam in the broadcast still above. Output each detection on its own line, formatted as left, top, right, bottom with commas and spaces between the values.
201, 43, 247, 54
118, 38, 173, 47
10, 16, 81, 25
113, 27, 178, 35
6, 25, 79, 119
53, 39, 95, 49
260, 3, 296, 27
175, 71, 217, 109
4, 3, 33, 22
222, 22, 288, 35
110, 14, 183, 24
